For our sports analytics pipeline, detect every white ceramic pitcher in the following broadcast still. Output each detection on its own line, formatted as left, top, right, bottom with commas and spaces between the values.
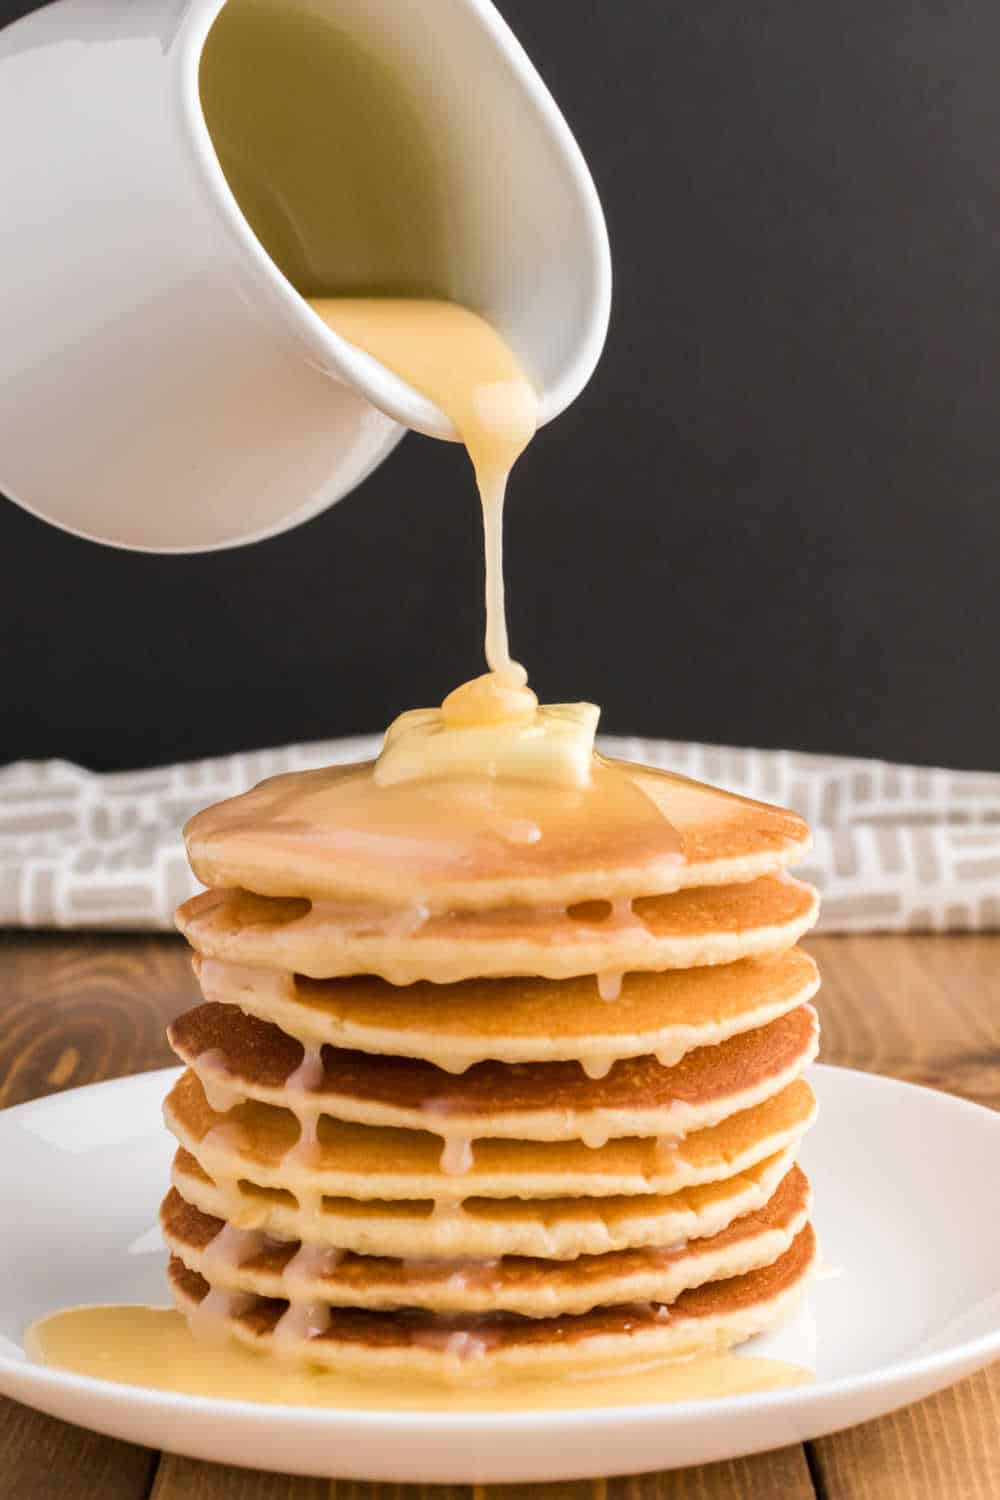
0, 0, 610, 552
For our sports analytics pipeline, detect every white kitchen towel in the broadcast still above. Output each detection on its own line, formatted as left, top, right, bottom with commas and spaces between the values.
1, 736, 997, 932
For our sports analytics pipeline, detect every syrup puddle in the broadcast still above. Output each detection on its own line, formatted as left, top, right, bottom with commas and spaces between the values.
27, 1305, 812, 1410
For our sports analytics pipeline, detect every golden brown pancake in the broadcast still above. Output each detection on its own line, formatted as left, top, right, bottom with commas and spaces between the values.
192, 948, 819, 1073
161, 1164, 810, 1316
184, 757, 810, 912
171, 1144, 799, 1259
176, 875, 819, 984
163, 1068, 816, 1201
169, 1001, 819, 1142
168, 1223, 817, 1379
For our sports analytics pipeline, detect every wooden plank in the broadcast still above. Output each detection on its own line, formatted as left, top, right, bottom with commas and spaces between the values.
808, 935, 1000, 1107
603, 1445, 816, 1497
152, 1455, 327, 1498
808, 1364, 1000, 1500
0, 932, 195, 1108
154, 1443, 816, 1500
0, 1394, 157, 1500
325, 1484, 469, 1500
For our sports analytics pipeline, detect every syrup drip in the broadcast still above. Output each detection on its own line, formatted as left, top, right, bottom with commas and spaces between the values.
277, 1113, 318, 1170
309, 299, 536, 687
294, 1187, 327, 1230
579, 1055, 614, 1081
285, 1043, 325, 1096
596, 971, 624, 1002
432, 1197, 465, 1218
407, 1318, 494, 1386
578, 1119, 613, 1150
187, 1286, 255, 1345
281, 1242, 345, 1302
194, 1050, 246, 1114
439, 1135, 476, 1176
655, 1044, 690, 1070
654, 1137, 682, 1171
276, 1043, 327, 1173
204, 1222, 269, 1272
272, 1298, 332, 1355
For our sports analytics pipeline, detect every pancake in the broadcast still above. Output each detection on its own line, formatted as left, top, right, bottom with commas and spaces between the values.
171, 1144, 799, 1259
184, 757, 811, 912
169, 1002, 819, 1143
161, 1164, 811, 1316
176, 875, 819, 985
192, 948, 820, 1073
163, 1069, 816, 1201
168, 1223, 817, 1379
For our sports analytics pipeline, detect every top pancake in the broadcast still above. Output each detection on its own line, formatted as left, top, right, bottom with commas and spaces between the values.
183, 756, 810, 912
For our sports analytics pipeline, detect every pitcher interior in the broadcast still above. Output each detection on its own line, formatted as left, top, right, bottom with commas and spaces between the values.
199, 0, 455, 300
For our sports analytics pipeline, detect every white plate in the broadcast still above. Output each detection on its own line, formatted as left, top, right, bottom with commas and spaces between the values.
0, 1063, 998, 1484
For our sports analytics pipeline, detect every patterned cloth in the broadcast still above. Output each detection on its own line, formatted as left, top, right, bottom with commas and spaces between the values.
1, 737, 998, 933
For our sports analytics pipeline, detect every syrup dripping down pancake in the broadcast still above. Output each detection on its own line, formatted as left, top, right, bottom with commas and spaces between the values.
170, 743, 820, 1377
192, 948, 819, 1073
168, 1223, 817, 1380
161, 1164, 810, 1316
171, 1144, 798, 1260
163, 1069, 816, 1201
176, 875, 819, 985
169, 1001, 819, 1143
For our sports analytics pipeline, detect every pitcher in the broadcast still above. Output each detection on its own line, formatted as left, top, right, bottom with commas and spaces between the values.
0, 0, 610, 551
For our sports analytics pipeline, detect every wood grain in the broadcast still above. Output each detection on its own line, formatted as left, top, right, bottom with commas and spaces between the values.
807, 935, 1000, 1107
0, 931, 195, 1109
602, 1445, 815, 1497
153, 1456, 327, 1499
149, 1448, 816, 1500
1, 931, 998, 1500
0, 1393, 157, 1500
809, 1364, 1000, 1500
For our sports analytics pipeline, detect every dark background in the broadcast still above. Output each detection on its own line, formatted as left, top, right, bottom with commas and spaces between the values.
3, 1, 998, 771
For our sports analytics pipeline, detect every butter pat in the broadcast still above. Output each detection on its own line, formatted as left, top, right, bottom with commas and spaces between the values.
375, 693, 601, 787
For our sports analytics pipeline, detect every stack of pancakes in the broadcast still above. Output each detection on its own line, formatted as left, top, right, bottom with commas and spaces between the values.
162, 756, 820, 1381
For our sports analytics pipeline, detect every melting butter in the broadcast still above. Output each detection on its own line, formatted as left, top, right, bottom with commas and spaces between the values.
376, 675, 601, 788
28, 1306, 812, 1410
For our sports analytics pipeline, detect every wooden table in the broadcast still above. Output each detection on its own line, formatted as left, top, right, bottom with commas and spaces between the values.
1, 931, 998, 1499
